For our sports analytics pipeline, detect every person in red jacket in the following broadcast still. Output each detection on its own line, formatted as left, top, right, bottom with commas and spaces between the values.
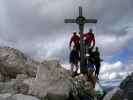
83, 28, 95, 53
69, 32, 80, 51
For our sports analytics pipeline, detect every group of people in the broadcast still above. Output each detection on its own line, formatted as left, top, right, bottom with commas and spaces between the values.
69, 28, 102, 79
69, 29, 103, 100
69, 28, 103, 100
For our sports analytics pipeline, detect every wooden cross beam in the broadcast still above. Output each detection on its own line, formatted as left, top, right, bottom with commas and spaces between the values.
64, 6, 97, 73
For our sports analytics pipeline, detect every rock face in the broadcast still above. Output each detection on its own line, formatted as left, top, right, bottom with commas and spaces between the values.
0, 46, 74, 100
29, 60, 96, 100
0, 46, 96, 100
0, 73, 4, 81
103, 87, 123, 100
103, 73, 133, 100
0, 93, 40, 100
12, 94, 40, 100
0, 47, 37, 79
0, 79, 29, 94
29, 60, 72, 100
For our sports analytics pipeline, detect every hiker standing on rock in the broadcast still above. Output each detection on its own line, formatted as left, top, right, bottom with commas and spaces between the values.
93, 47, 103, 80
69, 46, 80, 76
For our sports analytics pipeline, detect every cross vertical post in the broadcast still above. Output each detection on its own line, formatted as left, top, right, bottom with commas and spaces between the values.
64, 6, 97, 73
79, 6, 82, 16
78, 6, 85, 73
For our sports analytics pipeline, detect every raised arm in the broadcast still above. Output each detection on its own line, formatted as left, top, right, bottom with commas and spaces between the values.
92, 37, 95, 47
92, 35, 96, 48
69, 37, 73, 47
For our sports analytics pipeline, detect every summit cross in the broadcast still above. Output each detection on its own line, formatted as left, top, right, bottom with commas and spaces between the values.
64, 6, 97, 73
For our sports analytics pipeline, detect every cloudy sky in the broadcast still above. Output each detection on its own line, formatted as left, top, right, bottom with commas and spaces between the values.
0, 0, 133, 81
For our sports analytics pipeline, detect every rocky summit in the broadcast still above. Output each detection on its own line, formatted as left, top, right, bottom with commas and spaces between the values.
0, 46, 95, 100
0, 46, 132, 100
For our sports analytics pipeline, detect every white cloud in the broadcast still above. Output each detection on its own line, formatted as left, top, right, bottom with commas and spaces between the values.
99, 61, 132, 81
35, 36, 67, 59
95, 30, 132, 57
100, 61, 123, 73
0, 0, 133, 64
62, 61, 133, 81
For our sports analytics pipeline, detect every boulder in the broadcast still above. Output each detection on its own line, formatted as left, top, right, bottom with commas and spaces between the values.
0, 79, 29, 94
13, 79, 29, 95
0, 93, 12, 98
0, 93, 40, 100
16, 74, 28, 80
12, 94, 40, 100
0, 81, 18, 94
0, 73, 4, 82
29, 60, 96, 100
0, 47, 37, 79
29, 60, 72, 99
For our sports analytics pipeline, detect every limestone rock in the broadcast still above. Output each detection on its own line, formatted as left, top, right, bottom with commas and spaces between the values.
12, 94, 40, 100
46, 78, 72, 100
29, 60, 96, 100
0, 46, 98, 100
0, 79, 29, 94
0, 93, 12, 98
13, 79, 29, 95
0, 93, 15, 100
0, 47, 37, 79
29, 60, 72, 99
0, 73, 4, 82
16, 74, 28, 80
0, 81, 18, 94
0, 93, 40, 100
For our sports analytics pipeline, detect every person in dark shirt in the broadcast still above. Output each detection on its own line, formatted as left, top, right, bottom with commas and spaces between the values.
69, 46, 80, 76
93, 47, 103, 79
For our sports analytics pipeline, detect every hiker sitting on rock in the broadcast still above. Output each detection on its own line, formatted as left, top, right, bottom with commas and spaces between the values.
69, 46, 80, 76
